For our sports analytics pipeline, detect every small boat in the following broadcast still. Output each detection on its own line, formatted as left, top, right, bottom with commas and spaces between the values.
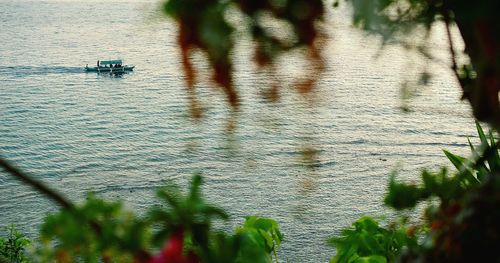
85, 59, 135, 73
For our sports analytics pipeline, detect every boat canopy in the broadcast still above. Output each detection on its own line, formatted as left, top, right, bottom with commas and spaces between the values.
100, 60, 122, 65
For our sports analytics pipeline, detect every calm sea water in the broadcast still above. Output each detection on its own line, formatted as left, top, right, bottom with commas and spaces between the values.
0, 0, 476, 261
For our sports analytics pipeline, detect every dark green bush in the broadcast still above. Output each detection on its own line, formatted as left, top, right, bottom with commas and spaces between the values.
0, 225, 30, 263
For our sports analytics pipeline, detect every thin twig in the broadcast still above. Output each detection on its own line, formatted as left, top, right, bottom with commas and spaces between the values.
273, 245, 279, 263
0, 156, 151, 260
443, 12, 466, 90
0, 157, 74, 210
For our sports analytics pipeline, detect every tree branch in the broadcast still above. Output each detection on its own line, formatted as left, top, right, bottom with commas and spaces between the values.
0, 157, 74, 210
0, 156, 151, 260
443, 12, 465, 90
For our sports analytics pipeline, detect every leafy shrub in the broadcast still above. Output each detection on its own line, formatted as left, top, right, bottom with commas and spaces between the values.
28, 174, 282, 263
385, 122, 499, 211
0, 225, 30, 263
331, 122, 500, 263
235, 216, 283, 263
329, 217, 417, 263
35, 194, 149, 262
384, 122, 500, 262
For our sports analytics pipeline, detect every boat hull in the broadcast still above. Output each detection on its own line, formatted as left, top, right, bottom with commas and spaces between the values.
85, 66, 135, 72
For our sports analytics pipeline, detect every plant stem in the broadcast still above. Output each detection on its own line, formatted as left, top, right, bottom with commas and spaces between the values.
0, 157, 74, 210
443, 11, 463, 89
273, 245, 279, 263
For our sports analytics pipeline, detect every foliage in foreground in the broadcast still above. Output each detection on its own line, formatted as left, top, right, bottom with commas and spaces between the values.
0, 225, 30, 263
386, 122, 500, 262
6, 175, 282, 263
161, 0, 500, 128
329, 217, 417, 263
333, 122, 500, 263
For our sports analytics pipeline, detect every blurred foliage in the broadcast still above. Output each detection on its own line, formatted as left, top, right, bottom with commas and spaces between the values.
445, 121, 500, 180
0, 225, 30, 263
329, 217, 418, 263
235, 216, 283, 263
383, 122, 500, 262
148, 174, 228, 260
397, 174, 500, 262
162, 0, 325, 114
329, 122, 500, 262
35, 194, 149, 262
147, 174, 283, 263
1, 174, 282, 263
162, 0, 500, 128
385, 122, 498, 210
347, 0, 500, 127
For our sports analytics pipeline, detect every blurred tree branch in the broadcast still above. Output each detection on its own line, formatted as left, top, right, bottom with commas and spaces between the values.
0, 157, 73, 210
162, 0, 500, 129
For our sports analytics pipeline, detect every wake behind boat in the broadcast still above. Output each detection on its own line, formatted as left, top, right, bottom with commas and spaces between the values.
85, 59, 134, 73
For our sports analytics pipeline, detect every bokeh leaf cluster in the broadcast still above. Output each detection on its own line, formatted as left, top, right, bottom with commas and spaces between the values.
162, 0, 325, 113
329, 216, 417, 263
325, 122, 500, 262
0, 225, 30, 263
2, 175, 283, 263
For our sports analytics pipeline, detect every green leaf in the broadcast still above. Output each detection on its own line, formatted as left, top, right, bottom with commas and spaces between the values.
443, 150, 480, 185
329, 216, 415, 263
236, 231, 272, 263
488, 131, 500, 172
189, 173, 203, 201
476, 121, 488, 146
384, 174, 424, 210
466, 137, 490, 181
443, 150, 466, 170
467, 137, 475, 152
235, 216, 282, 262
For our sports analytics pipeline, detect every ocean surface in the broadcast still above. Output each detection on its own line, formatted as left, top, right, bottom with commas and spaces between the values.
0, 0, 477, 262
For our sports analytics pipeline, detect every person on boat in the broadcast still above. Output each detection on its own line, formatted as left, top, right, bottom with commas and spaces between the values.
97, 60, 100, 67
